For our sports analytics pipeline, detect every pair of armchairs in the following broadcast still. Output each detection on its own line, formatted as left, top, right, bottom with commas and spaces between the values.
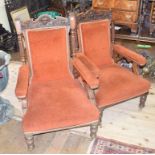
15, 14, 150, 150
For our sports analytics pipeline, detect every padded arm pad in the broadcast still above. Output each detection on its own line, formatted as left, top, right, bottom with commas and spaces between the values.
75, 53, 100, 78
15, 64, 29, 99
113, 44, 146, 66
72, 57, 99, 89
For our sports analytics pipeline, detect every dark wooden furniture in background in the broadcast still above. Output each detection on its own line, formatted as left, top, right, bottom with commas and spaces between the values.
115, 0, 155, 43
150, 1, 155, 35
93, 0, 140, 33
93, 0, 155, 43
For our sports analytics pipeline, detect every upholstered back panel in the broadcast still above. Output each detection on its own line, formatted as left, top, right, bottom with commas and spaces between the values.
79, 20, 113, 68
26, 27, 70, 81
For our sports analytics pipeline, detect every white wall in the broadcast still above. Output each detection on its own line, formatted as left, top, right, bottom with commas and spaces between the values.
0, 0, 11, 31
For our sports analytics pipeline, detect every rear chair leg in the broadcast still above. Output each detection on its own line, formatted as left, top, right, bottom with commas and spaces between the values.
24, 134, 35, 151
72, 67, 79, 79
99, 110, 103, 128
139, 92, 148, 110
90, 122, 99, 139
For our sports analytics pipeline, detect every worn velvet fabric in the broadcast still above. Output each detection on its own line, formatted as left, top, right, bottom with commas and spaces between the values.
79, 19, 114, 69
24, 79, 99, 132
77, 19, 151, 109
72, 57, 99, 89
27, 28, 70, 82
75, 53, 100, 78
17, 27, 99, 133
96, 64, 150, 107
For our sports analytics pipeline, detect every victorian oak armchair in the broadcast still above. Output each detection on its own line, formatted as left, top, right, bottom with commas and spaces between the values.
15, 26, 99, 150
70, 18, 151, 126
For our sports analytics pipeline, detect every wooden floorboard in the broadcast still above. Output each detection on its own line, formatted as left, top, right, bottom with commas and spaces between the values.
45, 130, 70, 154
60, 133, 91, 154
72, 84, 155, 149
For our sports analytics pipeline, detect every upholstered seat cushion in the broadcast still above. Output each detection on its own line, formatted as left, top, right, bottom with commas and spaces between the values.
23, 78, 99, 133
96, 64, 150, 108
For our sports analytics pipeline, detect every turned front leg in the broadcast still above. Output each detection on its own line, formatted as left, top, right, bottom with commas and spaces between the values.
90, 122, 99, 139
24, 134, 35, 151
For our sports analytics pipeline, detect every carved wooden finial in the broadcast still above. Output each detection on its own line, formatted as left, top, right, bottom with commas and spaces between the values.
69, 12, 79, 56
69, 12, 76, 30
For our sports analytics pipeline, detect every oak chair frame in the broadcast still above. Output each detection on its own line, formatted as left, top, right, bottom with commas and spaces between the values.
15, 15, 99, 150
69, 10, 149, 127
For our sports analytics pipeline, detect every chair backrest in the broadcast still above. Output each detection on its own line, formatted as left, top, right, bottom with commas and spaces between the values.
69, 10, 112, 56
15, 15, 69, 63
79, 19, 114, 68
25, 27, 71, 82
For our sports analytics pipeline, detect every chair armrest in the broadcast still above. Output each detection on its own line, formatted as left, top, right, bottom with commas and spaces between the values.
113, 44, 146, 66
72, 57, 99, 89
15, 64, 29, 99
74, 53, 100, 78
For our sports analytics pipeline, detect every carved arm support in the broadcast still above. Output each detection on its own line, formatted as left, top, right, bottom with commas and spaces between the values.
15, 64, 29, 113
15, 64, 29, 99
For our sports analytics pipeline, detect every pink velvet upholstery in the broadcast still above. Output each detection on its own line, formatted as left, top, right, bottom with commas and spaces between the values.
24, 79, 99, 132
79, 20, 114, 68
75, 53, 100, 78
27, 28, 70, 81
17, 27, 99, 134
72, 57, 99, 89
96, 64, 150, 108
76, 19, 151, 109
